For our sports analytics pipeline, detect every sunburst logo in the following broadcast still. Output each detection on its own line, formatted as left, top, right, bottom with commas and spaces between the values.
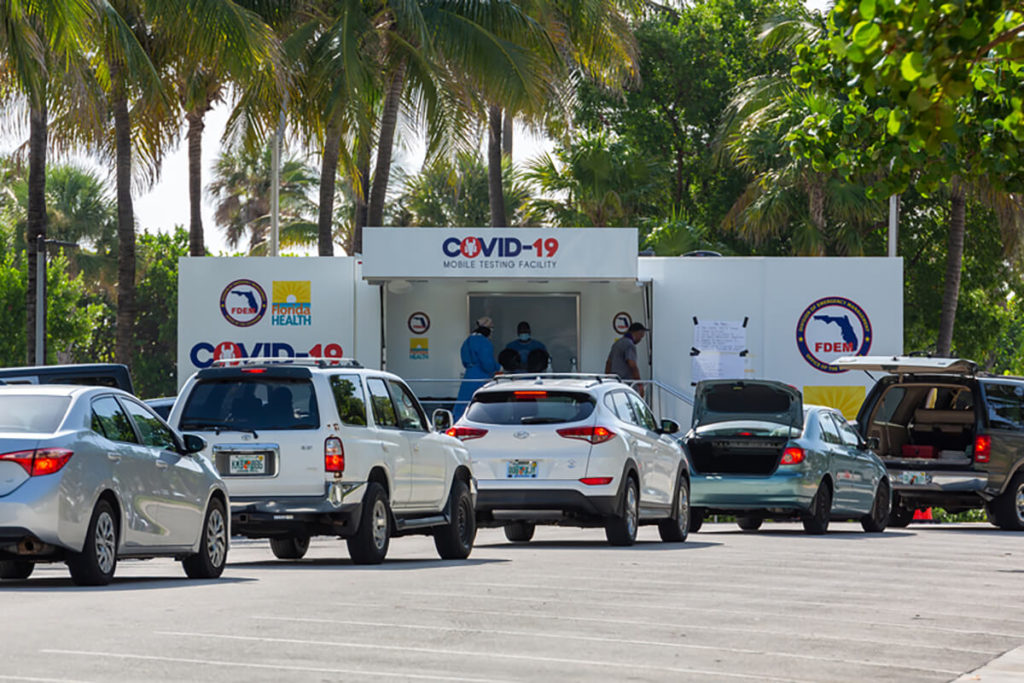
803, 385, 866, 419
272, 280, 312, 326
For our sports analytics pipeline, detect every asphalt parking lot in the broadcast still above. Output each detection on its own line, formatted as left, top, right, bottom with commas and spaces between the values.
1, 522, 1022, 683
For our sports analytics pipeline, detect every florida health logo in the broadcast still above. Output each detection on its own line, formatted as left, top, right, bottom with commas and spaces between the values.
796, 296, 872, 373
272, 281, 312, 326
220, 279, 267, 327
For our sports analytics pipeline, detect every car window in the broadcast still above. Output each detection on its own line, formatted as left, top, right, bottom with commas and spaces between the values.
179, 377, 319, 431
608, 391, 636, 424
465, 390, 596, 425
831, 414, 861, 446
330, 375, 368, 427
388, 380, 428, 432
92, 396, 138, 443
818, 411, 841, 444
366, 378, 398, 428
121, 399, 178, 450
0, 395, 70, 433
982, 382, 1024, 431
628, 393, 658, 431
872, 386, 906, 423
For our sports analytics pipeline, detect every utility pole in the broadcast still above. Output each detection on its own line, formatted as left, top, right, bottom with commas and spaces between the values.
33, 238, 79, 365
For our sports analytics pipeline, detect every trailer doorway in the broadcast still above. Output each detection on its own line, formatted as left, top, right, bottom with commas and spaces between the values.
468, 293, 580, 372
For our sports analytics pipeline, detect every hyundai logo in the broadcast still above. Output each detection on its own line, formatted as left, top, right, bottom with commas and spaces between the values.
513, 431, 530, 440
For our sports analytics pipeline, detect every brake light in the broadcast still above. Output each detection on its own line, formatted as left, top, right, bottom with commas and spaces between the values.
0, 448, 73, 476
557, 426, 615, 444
974, 435, 991, 464
240, 368, 266, 374
513, 391, 548, 398
446, 426, 488, 441
780, 447, 805, 465
324, 437, 344, 473
579, 476, 613, 486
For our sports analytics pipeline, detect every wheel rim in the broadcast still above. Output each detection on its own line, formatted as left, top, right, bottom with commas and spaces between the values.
95, 511, 116, 574
206, 508, 227, 567
625, 483, 638, 537
371, 499, 388, 550
1015, 483, 1024, 524
677, 481, 689, 534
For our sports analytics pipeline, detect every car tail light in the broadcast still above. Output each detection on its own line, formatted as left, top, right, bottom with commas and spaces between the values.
446, 426, 488, 441
0, 448, 73, 476
779, 447, 805, 465
557, 426, 615, 444
241, 368, 266, 374
579, 476, 613, 486
514, 391, 548, 398
974, 435, 991, 463
324, 437, 344, 473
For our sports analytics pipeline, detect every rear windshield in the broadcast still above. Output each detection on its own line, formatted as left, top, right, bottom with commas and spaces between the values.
179, 378, 319, 431
466, 390, 595, 425
0, 395, 71, 433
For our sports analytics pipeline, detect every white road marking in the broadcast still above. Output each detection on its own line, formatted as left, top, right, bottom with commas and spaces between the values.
252, 614, 957, 676
0, 676, 91, 683
39, 650, 501, 683
154, 629, 812, 681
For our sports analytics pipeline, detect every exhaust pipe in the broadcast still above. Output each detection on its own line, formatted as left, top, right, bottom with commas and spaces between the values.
17, 537, 53, 555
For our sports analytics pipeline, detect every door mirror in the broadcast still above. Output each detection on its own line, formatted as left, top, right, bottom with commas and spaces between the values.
659, 419, 680, 435
181, 433, 207, 455
865, 436, 880, 451
432, 409, 453, 432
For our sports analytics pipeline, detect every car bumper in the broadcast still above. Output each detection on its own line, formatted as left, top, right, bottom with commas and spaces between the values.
690, 470, 817, 512
229, 481, 366, 539
888, 469, 993, 505
0, 474, 74, 554
476, 479, 619, 522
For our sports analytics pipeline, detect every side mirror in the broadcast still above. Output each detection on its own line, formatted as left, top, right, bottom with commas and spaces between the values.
866, 436, 880, 451
181, 433, 207, 455
660, 418, 680, 435
432, 409, 453, 432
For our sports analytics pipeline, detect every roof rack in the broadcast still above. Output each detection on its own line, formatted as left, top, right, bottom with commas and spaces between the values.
484, 372, 622, 387
210, 357, 363, 369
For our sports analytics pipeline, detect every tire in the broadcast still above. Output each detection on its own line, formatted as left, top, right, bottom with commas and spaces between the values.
0, 560, 34, 580
504, 522, 535, 543
861, 480, 891, 532
269, 536, 310, 560
689, 507, 705, 533
987, 470, 1024, 531
658, 476, 690, 542
802, 481, 832, 535
736, 515, 763, 531
889, 494, 914, 528
347, 482, 390, 565
183, 500, 229, 579
434, 478, 477, 560
67, 499, 118, 586
605, 476, 639, 546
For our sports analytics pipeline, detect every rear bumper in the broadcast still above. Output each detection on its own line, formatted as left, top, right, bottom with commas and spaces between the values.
230, 485, 365, 539
476, 480, 619, 524
690, 470, 817, 512
0, 474, 74, 552
888, 469, 994, 506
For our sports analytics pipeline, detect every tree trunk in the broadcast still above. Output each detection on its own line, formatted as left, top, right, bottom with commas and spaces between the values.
502, 108, 513, 158
26, 101, 47, 364
111, 69, 136, 369
936, 182, 966, 357
366, 60, 407, 235
317, 122, 342, 256
487, 105, 507, 228
186, 110, 205, 257
808, 180, 827, 256
352, 132, 371, 255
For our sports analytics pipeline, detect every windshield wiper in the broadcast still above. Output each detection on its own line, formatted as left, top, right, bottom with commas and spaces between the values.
179, 418, 258, 438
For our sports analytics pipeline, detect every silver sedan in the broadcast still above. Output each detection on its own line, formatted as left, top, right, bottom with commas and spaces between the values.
0, 385, 229, 585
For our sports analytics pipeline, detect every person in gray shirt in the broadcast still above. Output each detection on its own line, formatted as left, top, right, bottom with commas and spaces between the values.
605, 322, 648, 397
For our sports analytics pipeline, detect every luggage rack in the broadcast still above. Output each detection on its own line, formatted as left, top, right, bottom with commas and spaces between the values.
210, 357, 363, 369
484, 373, 622, 387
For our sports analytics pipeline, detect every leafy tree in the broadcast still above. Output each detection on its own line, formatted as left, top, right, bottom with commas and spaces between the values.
132, 228, 188, 398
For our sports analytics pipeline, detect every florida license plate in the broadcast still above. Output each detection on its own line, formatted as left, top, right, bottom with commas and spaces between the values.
507, 460, 537, 478
894, 471, 931, 486
229, 453, 266, 475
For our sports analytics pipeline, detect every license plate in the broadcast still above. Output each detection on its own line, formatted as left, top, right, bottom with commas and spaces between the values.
507, 460, 537, 478
894, 471, 931, 486
229, 453, 266, 475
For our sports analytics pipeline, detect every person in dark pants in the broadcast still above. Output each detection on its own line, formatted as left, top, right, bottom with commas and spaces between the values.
605, 322, 648, 398
454, 317, 500, 420
505, 321, 547, 370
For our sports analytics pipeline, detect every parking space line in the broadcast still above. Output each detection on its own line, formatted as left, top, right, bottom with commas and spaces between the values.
39, 650, 501, 683
252, 614, 958, 676
0, 676, 92, 683
154, 629, 812, 681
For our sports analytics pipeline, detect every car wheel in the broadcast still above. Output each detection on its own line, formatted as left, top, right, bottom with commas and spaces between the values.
736, 515, 763, 531
605, 476, 639, 546
658, 475, 690, 542
987, 470, 1024, 531
861, 480, 891, 532
434, 478, 476, 560
802, 481, 832, 535
183, 500, 229, 579
504, 522, 536, 543
269, 536, 311, 560
67, 499, 118, 586
347, 482, 390, 564
689, 507, 705, 533
0, 560, 34, 580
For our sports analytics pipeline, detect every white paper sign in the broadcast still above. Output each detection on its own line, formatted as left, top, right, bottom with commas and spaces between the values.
692, 352, 747, 383
694, 320, 746, 353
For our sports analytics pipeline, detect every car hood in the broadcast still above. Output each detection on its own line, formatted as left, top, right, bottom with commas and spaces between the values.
691, 380, 803, 432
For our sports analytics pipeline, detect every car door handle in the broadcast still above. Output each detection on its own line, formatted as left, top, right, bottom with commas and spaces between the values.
155, 460, 169, 469
380, 441, 393, 452
107, 452, 121, 463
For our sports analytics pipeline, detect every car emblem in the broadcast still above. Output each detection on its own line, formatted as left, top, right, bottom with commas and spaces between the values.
513, 431, 530, 440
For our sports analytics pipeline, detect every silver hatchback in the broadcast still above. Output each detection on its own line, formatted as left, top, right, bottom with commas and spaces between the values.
0, 385, 229, 585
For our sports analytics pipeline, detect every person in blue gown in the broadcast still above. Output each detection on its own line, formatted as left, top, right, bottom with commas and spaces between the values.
454, 317, 500, 420
505, 321, 548, 371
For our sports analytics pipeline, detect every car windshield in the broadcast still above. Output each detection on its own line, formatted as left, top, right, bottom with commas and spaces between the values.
694, 420, 802, 438
179, 378, 319, 431
0, 395, 71, 433
465, 390, 595, 425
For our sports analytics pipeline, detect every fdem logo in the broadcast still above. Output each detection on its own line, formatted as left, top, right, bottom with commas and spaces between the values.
220, 279, 267, 327
796, 296, 872, 373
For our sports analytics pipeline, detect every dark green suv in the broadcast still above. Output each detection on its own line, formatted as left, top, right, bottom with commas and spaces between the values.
838, 356, 1024, 530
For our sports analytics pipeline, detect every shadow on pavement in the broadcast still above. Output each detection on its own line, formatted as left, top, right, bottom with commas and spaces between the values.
475, 539, 721, 551
694, 526, 915, 539
0, 575, 255, 592
229, 557, 510, 570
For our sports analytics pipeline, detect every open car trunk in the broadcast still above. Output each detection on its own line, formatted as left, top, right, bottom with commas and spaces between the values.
687, 435, 789, 475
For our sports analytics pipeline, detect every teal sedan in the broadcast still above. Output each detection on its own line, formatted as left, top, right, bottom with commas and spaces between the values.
686, 380, 890, 534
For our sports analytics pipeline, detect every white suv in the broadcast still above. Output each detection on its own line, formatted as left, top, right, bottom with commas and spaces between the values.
169, 359, 476, 564
452, 374, 690, 545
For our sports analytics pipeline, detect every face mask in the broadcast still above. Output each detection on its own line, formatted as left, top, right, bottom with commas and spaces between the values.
518, 333, 531, 342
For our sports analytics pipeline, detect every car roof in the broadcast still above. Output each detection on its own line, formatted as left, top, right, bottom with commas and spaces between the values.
0, 384, 127, 398
476, 374, 626, 394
